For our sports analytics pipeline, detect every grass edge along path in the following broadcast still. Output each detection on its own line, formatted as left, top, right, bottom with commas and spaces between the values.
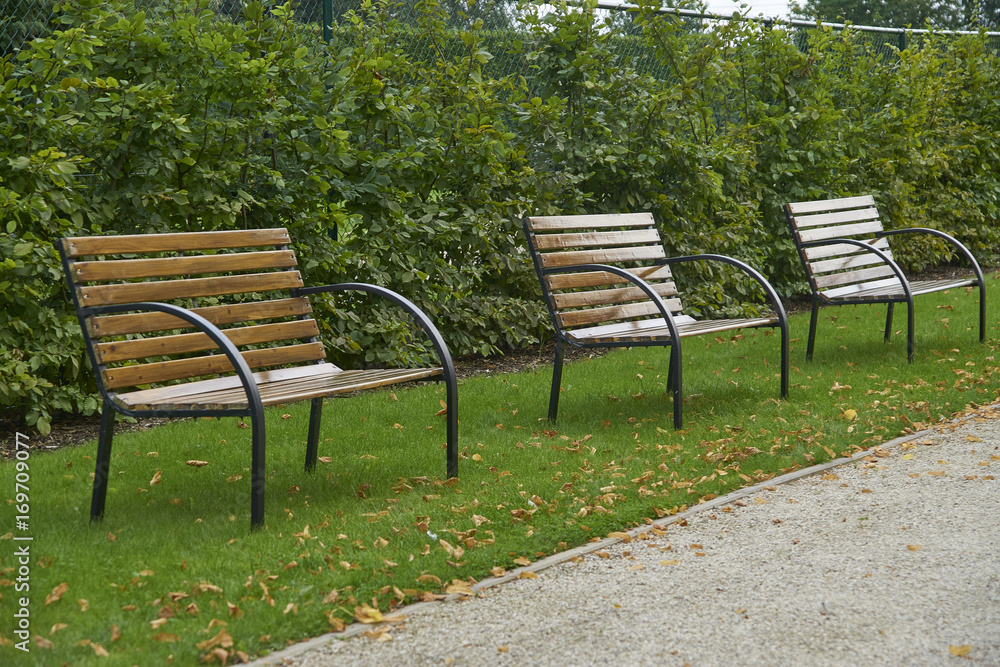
248, 404, 988, 665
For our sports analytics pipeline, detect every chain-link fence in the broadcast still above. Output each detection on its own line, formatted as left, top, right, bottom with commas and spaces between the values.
3, 1, 999, 74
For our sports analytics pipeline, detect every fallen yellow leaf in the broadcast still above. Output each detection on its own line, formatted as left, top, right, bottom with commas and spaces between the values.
906, 545, 923, 551
354, 604, 383, 624
949, 645, 972, 657
45, 582, 68, 606
660, 559, 680, 566
445, 580, 473, 595
518, 571, 538, 579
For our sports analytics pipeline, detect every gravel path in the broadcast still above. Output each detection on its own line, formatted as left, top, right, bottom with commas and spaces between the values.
255, 405, 1000, 667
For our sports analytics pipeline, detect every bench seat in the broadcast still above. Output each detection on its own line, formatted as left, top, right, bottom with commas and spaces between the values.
566, 315, 782, 345
114, 363, 443, 411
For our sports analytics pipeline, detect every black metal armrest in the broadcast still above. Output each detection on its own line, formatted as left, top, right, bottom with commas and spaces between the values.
660, 254, 789, 324
86, 302, 263, 416
878, 228, 986, 286
297, 283, 458, 477
297, 283, 455, 375
798, 238, 913, 302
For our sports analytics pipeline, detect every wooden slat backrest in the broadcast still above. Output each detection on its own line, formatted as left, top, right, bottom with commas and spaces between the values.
61, 228, 328, 391
785, 196, 902, 298
525, 213, 683, 332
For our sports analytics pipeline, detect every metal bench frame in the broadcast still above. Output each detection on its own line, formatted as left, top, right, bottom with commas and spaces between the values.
523, 212, 788, 430
785, 195, 986, 362
59, 228, 457, 529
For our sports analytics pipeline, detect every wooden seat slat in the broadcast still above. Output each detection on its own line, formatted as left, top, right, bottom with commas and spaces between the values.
565, 315, 697, 340
557, 300, 672, 329
809, 251, 889, 275
823, 277, 904, 299
70, 250, 298, 282
545, 265, 674, 291
94, 319, 321, 364
63, 229, 291, 257
813, 264, 898, 290
89, 298, 314, 337
538, 245, 666, 269
116, 367, 443, 411
567, 316, 780, 344
787, 207, 880, 229
102, 342, 327, 389
786, 195, 875, 215
526, 213, 655, 231
552, 283, 680, 310
801, 238, 892, 261
111, 363, 344, 404
78, 271, 303, 306
795, 220, 885, 243
825, 277, 978, 300
532, 229, 661, 250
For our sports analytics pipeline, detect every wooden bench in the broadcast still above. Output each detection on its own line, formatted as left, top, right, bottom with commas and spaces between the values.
785, 195, 986, 362
523, 213, 788, 429
58, 228, 457, 529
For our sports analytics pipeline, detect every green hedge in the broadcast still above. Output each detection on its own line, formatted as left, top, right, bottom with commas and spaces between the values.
2, 0, 999, 432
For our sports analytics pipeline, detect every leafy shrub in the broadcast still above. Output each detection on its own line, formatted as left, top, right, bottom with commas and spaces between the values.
2, 0, 999, 430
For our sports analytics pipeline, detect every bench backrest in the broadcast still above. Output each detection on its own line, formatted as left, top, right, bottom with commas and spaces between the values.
785, 195, 901, 299
59, 228, 326, 393
523, 213, 690, 338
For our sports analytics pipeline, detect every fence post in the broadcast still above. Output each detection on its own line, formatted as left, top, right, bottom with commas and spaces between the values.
323, 0, 333, 44
897, 30, 906, 51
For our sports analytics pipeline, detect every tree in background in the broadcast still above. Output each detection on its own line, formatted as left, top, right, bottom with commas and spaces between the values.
792, 0, 999, 29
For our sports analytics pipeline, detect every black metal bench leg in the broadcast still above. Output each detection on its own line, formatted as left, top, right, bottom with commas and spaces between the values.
304, 398, 323, 473
671, 342, 683, 430
807, 298, 819, 361
249, 404, 266, 530
90, 398, 115, 522
884, 303, 894, 342
548, 339, 565, 421
979, 283, 987, 343
445, 369, 459, 479
779, 321, 789, 398
666, 348, 676, 392
906, 299, 915, 363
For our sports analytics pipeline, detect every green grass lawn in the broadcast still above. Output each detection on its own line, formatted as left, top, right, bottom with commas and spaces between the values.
2, 277, 998, 665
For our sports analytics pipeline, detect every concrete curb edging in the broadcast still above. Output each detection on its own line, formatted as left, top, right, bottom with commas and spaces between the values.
246, 426, 934, 666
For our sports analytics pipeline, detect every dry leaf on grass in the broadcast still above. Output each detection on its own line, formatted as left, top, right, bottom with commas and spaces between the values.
45, 582, 68, 606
